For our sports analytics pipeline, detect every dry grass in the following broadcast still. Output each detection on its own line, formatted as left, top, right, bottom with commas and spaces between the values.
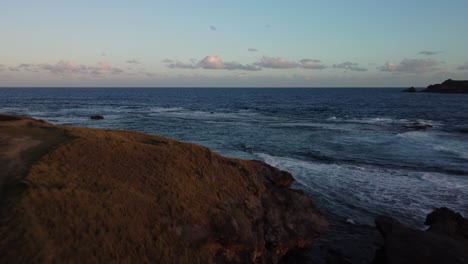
0, 115, 326, 263
0, 116, 282, 263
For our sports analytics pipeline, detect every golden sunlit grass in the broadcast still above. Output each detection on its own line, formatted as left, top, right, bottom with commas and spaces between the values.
0, 115, 327, 263
0, 115, 299, 263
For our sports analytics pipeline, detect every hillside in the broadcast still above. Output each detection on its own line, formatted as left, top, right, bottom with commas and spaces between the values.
0, 114, 328, 263
421, 79, 468, 93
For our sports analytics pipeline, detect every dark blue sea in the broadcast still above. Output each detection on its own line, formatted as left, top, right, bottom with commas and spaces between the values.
1, 88, 467, 261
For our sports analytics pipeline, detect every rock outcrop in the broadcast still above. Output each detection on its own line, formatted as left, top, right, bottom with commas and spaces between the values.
421, 79, 468, 94
90, 115, 104, 120
401, 87, 417, 93
0, 114, 328, 264
373, 208, 468, 264
403, 123, 433, 131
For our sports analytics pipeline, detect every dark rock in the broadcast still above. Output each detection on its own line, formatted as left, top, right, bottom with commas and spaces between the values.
456, 128, 468, 134
421, 79, 468, 94
90, 115, 104, 120
0, 114, 22, 122
373, 208, 468, 264
402, 87, 417, 93
403, 123, 433, 130
425, 207, 468, 241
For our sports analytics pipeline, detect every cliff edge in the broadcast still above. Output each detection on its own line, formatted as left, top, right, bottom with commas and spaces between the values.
421, 79, 468, 94
0, 114, 328, 263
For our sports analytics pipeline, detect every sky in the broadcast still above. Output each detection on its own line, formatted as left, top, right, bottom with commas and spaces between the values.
1, 0, 468, 87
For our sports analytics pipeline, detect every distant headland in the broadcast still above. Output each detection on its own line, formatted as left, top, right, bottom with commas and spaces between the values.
403, 79, 468, 94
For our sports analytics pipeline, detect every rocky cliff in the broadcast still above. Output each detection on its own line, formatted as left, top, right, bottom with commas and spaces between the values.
0, 114, 328, 263
373, 208, 468, 264
421, 79, 468, 94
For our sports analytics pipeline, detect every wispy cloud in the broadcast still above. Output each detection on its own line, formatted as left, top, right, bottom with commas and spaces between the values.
379, 59, 440, 73
300, 59, 327, 69
0, 64, 5, 71
248, 48, 258, 52
418, 50, 440, 56
457, 62, 468, 70
167, 61, 198, 69
165, 56, 333, 71
209, 25, 217, 31
165, 55, 261, 71
223, 62, 262, 71
125, 58, 141, 64
254, 56, 298, 69
333, 62, 367, 72
8, 60, 125, 76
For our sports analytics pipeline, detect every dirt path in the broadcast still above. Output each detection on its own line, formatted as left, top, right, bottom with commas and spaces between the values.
0, 115, 68, 197
0, 133, 41, 189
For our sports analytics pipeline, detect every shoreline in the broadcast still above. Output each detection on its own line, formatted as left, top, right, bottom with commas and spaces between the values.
0, 114, 328, 263
1, 114, 467, 263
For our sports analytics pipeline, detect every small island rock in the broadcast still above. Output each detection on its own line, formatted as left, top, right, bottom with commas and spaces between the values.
90, 115, 104, 120
402, 87, 417, 93
403, 123, 433, 131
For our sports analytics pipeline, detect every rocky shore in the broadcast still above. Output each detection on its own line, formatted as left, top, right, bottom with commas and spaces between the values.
0, 114, 327, 263
1, 114, 467, 263
373, 208, 468, 264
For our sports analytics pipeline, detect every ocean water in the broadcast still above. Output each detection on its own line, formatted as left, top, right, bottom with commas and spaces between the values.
1, 88, 467, 235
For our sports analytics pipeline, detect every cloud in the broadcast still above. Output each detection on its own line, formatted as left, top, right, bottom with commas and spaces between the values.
301, 59, 322, 63
223, 62, 262, 71
209, 25, 216, 31
333, 62, 367, 72
111, 68, 124, 75
8, 60, 125, 76
126, 58, 141, 64
379, 58, 440, 73
300, 59, 327, 69
101, 52, 107, 57
167, 61, 198, 69
457, 62, 468, 70
418, 50, 440, 56
165, 55, 261, 71
0, 64, 4, 71
164, 56, 331, 71
198, 55, 225, 69
254, 56, 298, 69
248, 48, 258, 52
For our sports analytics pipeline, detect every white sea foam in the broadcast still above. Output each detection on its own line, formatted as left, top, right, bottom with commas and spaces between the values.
148, 107, 261, 121
432, 145, 468, 160
396, 131, 430, 139
255, 152, 468, 227
326, 116, 442, 127
150, 107, 185, 113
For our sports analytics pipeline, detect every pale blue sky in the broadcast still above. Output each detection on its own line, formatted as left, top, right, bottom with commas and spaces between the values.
1, 0, 467, 87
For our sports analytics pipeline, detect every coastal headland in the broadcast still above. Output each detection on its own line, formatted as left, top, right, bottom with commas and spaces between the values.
0, 114, 327, 263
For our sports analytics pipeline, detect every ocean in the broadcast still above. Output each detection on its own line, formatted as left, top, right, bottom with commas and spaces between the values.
1, 88, 467, 261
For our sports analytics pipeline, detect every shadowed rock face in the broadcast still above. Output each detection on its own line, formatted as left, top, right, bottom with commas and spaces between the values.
421, 79, 468, 94
0, 114, 22, 121
373, 208, 468, 264
0, 114, 328, 264
401, 87, 417, 93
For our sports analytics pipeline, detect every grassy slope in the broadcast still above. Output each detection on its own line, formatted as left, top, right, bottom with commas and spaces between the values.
0, 115, 327, 263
